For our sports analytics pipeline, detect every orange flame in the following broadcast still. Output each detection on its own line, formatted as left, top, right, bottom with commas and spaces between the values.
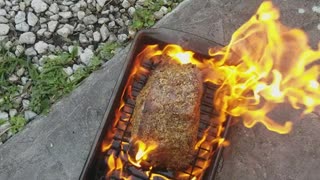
128, 140, 158, 168
208, 1, 320, 134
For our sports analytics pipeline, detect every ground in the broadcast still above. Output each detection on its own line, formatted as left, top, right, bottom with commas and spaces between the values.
0, 0, 320, 179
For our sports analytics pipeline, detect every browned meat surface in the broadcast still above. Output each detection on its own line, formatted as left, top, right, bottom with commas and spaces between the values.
131, 62, 203, 170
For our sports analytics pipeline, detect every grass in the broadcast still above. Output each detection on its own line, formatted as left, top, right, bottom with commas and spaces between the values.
130, 0, 183, 31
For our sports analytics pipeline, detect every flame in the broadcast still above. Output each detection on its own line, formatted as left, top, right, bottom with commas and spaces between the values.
128, 140, 158, 168
103, 1, 320, 179
208, 1, 320, 134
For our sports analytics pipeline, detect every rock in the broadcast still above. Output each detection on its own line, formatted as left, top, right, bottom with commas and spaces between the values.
25, 47, 37, 56
100, 24, 110, 41
0, 24, 9, 35
15, 11, 26, 24
9, 109, 17, 118
0, 9, 6, 16
117, 33, 127, 43
21, 77, 28, 85
97, 0, 107, 7
93, 31, 101, 42
15, 22, 29, 32
16, 68, 25, 77
77, 11, 85, 20
20, 2, 26, 11
115, 18, 124, 27
0, 111, 9, 120
44, 31, 52, 38
63, 67, 73, 76
57, 24, 74, 38
98, 17, 109, 24
27, 12, 38, 26
79, 33, 88, 44
39, 17, 47, 24
24, 110, 37, 121
0, 16, 8, 23
49, 3, 59, 13
72, 64, 84, 71
128, 28, 136, 38
19, 32, 36, 44
0, 0, 5, 8
31, 0, 48, 13
121, 0, 131, 9
74, 24, 85, 31
154, 11, 164, 20
8, 74, 19, 82
59, 11, 72, 19
15, 45, 25, 57
128, 7, 135, 17
83, 15, 97, 25
49, 14, 59, 21
108, 21, 115, 29
22, 99, 30, 109
36, 28, 46, 36
136, 0, 145, 6
48, 21, 58, 32
4, 41, 13, 50
80, 48, 94, 65
34, 41, 48, 54
108, 33, 117, 42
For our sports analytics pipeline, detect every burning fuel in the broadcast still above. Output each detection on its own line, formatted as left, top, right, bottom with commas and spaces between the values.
103, 1, 320, 179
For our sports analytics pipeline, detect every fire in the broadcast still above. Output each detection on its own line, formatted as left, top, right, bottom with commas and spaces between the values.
103, 1, 320, 179
128, 140, 158, 167
207, 1, 320, 134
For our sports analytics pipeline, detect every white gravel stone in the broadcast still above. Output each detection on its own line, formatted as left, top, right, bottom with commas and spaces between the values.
49, 3, 59, 13
79, 33, 88, 44
25, 47, 37, 56
80, 48, 94, 65
31, 0, 48, 13
15, 22, 29, 32
83, 15, 97, 25
93, 31, 101, 42
20, 2, 26, 11
15, 11, 26, 24
59, 11, 72, 19
57, 24, 74, 38
98, 17, 109, 24
0, 111, 9, 120
0, 9, 6, 16
74, 24, 85, 31
22, 99, 30, 109
0, 0, 5, 8
100, 24, 110, 41
136, 0, 145, 6
317, 24, 320, 30
21, 77, 28, 85
19, 32, 36, 44
63, 67, 73, 76
24, 110, 37, 121
121, 0, 131, 9
77, 11, 85, 20
8, 74, 19, 82
27, 12, 38, 26
0, 24, 9, 35
128, 7, 135, 17
15, 45, 25, 56
108, 21, 115, 28
0, 16, 8, 23
9, 109, 17, 118
16, 68, 25, 77
117, 33, 127, 43
72, 64, 85, 71
37, 28, 46, 36
34, 41, 48, 54
97, 0, 107, 7
48, 21, 58, 32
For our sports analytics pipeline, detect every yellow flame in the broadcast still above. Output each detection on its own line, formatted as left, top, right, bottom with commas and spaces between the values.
128, 140, 158, 168
208, 1, 320, 134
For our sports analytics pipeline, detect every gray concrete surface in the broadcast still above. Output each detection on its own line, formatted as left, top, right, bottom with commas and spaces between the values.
1, 0, 320, 179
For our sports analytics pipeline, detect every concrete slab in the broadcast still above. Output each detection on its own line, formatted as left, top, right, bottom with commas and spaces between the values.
0, 0, 319, 179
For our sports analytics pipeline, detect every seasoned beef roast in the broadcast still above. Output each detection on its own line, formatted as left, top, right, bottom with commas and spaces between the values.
131, 62, 203, 170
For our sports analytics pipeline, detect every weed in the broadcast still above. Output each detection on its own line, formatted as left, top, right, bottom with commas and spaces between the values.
9, 115, 26, 134
97, 42, 121, 60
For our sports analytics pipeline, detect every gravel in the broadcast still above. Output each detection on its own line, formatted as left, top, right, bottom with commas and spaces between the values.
0, 0, 178, 145
0, 112, 9, 120
19, 32, 36, 44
